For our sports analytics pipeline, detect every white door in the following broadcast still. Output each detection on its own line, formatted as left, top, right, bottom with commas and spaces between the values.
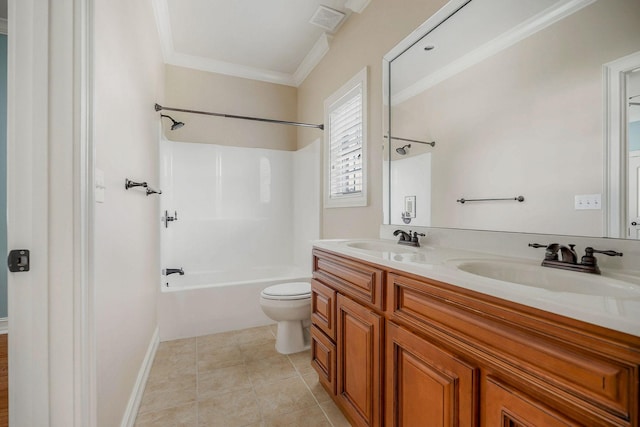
8, 0, 94, 425
628, 151, 640, 239
7, 0, 51, 424
10, 0, 95, 424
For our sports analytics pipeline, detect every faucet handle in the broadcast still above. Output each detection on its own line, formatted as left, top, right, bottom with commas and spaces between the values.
581, 248, 622, 274
587, 247, 623, 257
528, 243, 548, 248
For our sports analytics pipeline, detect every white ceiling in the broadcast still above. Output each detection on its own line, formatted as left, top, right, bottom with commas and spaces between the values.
153, 0, 371, 87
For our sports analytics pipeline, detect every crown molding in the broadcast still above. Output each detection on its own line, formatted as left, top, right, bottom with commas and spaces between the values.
0, 19, 7, 35
391, 0, 596, 105
293, 33, 332, 86
345, 0, 371, 14
166, 51, 297, 86
151, 0, 336, 87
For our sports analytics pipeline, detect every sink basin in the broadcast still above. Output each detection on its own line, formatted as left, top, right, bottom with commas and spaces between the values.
450, 259, 640, 297
345, 240, 418, 254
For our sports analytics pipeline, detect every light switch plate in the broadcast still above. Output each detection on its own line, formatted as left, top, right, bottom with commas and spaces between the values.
404, 196, 416, 218
574, 194, 601, 210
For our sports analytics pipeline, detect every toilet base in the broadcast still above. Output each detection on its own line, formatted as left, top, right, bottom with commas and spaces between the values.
275, 321, 310, 354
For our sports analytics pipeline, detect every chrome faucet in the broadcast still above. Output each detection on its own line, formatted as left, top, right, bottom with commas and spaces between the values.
529, 243, 622, 274
163, 268, 184, 276
393, 229, 425, 247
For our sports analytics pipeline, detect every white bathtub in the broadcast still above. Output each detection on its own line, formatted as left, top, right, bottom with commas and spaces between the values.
161, 266, 308, 291
158, 266, 310, 341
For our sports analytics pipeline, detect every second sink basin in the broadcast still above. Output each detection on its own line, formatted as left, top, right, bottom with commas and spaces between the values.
449, 259, 640, 297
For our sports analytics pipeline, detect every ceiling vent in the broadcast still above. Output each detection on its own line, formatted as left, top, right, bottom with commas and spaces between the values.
309, 5, 346, 32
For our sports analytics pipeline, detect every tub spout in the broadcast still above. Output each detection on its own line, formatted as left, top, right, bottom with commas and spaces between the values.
163, 268, 184, 276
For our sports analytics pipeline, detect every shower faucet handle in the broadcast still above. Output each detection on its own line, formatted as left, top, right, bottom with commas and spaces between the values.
163, 210, 178, 228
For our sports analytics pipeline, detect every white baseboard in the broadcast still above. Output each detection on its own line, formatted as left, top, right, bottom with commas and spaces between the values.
120, 327, 159, 427
0, 318, 8, 335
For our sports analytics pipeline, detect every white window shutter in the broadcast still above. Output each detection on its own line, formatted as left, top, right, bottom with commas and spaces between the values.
324, 68, 368, 208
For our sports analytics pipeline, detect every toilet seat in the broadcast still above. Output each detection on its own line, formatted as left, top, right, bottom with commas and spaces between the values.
260, 282, 311, 300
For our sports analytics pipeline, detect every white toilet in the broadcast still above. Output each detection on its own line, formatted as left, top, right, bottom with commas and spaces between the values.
259, 282, 312, 354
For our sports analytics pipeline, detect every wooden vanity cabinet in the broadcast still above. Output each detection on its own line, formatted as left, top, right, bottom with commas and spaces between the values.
387, 272, 640, 426
311, 250, 385, 427
310, 248, 640, 427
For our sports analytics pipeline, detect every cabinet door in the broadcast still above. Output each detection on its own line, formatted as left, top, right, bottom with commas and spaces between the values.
311, 279, 336, 340
386, 322, 478, 427
336, 294, 383, 427
483, 377, 581, 426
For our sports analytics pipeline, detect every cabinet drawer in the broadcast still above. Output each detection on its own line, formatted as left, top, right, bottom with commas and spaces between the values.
387, 272, 638, 424
311, 279, 336, 340
311, 325, 336, 395
313, 249, 385, 311
484, 376, 581, 426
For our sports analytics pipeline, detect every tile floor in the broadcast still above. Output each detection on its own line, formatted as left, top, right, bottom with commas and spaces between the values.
134, 325, 352, 427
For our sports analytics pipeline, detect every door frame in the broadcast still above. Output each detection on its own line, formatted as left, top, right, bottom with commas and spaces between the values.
604, 50, 640, 238
73, 0, 96, 425
8, 0, 95, 425
628, 150, 640, 238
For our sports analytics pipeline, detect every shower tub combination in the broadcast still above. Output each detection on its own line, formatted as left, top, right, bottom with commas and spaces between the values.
158, 138, 319, 341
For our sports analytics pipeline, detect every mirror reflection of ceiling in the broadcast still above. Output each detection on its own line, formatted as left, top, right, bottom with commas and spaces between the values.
391, 0, 580, 104
0, 0, 6, 20
387, 0, 640, 238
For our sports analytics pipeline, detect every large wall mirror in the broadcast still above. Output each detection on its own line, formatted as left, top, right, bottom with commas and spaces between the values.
383, 0, 640, 239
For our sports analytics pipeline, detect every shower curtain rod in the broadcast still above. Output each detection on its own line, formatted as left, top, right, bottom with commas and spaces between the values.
155, 104, 324, 130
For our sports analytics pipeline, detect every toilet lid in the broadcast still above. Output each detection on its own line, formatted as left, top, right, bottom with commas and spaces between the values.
261, 282, 311, 300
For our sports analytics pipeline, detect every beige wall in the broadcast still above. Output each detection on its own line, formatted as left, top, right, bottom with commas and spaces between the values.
164, 65, 298, 150
93, 0, 164, 425
297, 0, 448, 238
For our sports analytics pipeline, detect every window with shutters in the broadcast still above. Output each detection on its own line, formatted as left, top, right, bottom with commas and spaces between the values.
324, 67, 368, 208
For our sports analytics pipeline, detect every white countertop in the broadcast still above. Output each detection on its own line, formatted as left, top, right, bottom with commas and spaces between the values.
313, 239, 640, 338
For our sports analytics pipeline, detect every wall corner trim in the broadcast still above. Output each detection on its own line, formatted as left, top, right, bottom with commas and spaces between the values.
293, 33, 332, 87
120, 327, 159, 427
345, 0, 371, 14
